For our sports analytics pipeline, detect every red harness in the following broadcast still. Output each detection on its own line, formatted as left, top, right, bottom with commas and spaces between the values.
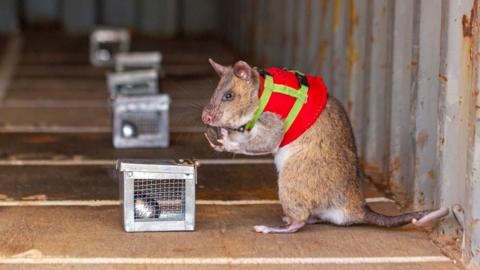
251, 67, 328, 147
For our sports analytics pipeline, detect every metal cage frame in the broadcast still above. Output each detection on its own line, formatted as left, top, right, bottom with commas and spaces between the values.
90, 27, 130, 67
117, 159, 196, 232
115, 52, 163, 74
107, 69, 158, 98
112, 94, 170, 148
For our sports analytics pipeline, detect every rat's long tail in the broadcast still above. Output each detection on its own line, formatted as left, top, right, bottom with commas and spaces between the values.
362, 205, 449, 227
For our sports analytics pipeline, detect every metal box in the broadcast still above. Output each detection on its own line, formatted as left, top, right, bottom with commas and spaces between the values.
90, 27, 130, 67
115, 52, 163, 74
107, 69, 158, 98
117, 159, 196, 232
112, 95, 170, 148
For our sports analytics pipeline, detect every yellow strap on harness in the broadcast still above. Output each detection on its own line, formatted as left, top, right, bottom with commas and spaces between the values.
245, 69, 309, 132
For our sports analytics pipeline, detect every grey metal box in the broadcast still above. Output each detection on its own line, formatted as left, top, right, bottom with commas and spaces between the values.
117, 159, 196, 232
107, 69, 158, 98
115, 52, 163, 74
112, 95, 170, 148
90, 27, 130, 67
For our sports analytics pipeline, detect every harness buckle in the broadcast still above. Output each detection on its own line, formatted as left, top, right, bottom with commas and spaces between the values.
256, 67, 270, 77
295, 72, 309, 88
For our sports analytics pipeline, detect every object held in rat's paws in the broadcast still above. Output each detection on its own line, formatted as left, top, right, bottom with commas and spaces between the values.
204, 126, 244, 152
205, 125, 222, 146
204, 126, 228, 152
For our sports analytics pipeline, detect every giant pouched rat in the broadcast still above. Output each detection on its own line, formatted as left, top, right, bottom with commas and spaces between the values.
202, 59, 449, 234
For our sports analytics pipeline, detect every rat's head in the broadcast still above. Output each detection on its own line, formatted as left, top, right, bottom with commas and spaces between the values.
202, 59, 260, 130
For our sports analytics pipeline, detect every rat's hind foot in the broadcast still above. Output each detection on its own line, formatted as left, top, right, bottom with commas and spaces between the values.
254, 220, 306, 234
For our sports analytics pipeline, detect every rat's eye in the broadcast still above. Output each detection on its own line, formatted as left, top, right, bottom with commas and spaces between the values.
222, 91, 234, 101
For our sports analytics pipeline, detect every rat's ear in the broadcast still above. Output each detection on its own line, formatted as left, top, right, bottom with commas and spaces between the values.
233, 60, 252, 81
209, 58, 229, 77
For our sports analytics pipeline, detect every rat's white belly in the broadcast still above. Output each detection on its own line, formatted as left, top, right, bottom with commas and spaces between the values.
274, 144, 294, 173
313, 208, 348, 225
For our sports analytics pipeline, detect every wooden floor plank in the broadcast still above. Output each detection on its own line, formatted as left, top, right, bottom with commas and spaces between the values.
0, 205, 452, 263
0, 263, 458, 270
3, 77, 215, 101
0, 164, 278, 201
0, 132, 243, 160
0, 103, 204, 129
20, 37, 235, 66
0, 163, 384, 201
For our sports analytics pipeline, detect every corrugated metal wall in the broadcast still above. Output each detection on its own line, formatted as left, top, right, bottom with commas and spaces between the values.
217, 0, 443, 206
0, 0, 218, 37
219, 0, 479, 266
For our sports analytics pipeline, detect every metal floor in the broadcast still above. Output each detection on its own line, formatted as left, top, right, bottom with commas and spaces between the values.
0, 32, 459, 270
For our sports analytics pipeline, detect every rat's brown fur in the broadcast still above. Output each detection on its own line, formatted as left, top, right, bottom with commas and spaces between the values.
203, 59, 260, 130
278, 97, 365, 224
203, 59, 449, 234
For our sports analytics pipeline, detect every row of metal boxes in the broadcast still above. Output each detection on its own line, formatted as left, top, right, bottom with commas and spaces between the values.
90, 28, 195, 233
90, 27, 170, 149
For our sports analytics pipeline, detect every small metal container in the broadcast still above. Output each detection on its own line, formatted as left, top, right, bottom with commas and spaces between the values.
112, 94, 170, 148
117, 159, 196, 232
115, 52, 163, 74
107, 69, 158, 98
90, 27, 130, 67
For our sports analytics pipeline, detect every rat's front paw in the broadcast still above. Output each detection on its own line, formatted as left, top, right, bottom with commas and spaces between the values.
218, 128, 241, 152
219, 138, 240, 152
204, 133, 225, 152
212, 144, 225, 152
210, 141, 225, 152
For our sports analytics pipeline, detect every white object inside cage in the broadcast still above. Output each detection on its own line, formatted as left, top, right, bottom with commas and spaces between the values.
117, 159, 196, 232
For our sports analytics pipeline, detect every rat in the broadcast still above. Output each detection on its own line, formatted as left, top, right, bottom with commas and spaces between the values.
202, 59, 449, 234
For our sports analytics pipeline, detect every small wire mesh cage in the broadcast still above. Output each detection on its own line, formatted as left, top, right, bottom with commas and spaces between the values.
107, 69, 158, 98
90, 27, 130, 67
115, 52, 163, 74
112, 95, 170, 148
117, 159, 196, 232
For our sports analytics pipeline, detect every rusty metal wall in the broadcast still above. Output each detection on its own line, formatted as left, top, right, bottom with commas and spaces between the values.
220, 0, 409, 205
219, 0, 480, 267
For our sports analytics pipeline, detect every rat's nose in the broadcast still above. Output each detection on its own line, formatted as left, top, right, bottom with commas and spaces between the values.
202, 111, 214, 125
